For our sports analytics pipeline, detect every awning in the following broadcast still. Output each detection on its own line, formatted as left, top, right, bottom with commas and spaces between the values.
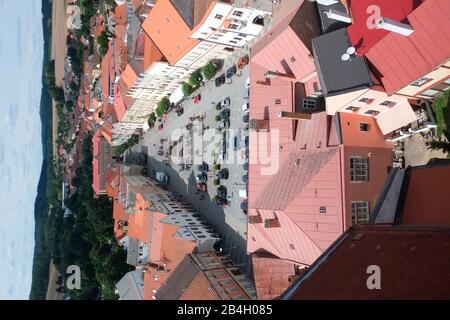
169, 86, 185, 104
375, 100, 418, 135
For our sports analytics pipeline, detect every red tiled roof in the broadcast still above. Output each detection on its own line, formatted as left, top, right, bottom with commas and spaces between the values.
252, 252, 296, 300
285, 225, 450, 300
364, 0, 450, 94
401, 164, 450, 226
347, 0, 424, 54
179, 272, 220, 300
92, 129, 102, 195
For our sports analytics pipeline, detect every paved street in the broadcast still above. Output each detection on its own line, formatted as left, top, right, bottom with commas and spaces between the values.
132, 59, 252, 275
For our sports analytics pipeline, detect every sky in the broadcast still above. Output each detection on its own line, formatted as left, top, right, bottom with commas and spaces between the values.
0, 0, 44, 299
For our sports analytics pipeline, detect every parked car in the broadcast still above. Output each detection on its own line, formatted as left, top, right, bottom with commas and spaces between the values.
233, 135, 239, 151
193, 94, 201, 104
217, 168, 229, 180
217, 185, 228, 198
195, 172, 208, 183
226, 65, 237, 79
240, 200, 248, 211
242, 103, 249, 112
219, 119, 230, 129
243, 88, 249, 100
197, 161, 209, 172
216, 197, 228, 206
242, 174, 248, 183
158, 124, 164, 131
197, 182, 208, 192
221, 97, 231, 108
215, 74, 226, 87
245, 77, 250, 89
220, 108, 230, 120
238, 55, 249, 69
239, 189, 247, 199
156, 172, 169, 185
243, 113, 250, 123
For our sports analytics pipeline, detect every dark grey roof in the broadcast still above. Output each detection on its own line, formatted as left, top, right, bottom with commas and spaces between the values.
170, 0, 195, 29
155, 255, 200, 300
315, 2, 350, 34
126, 238, 140, 266
312, 28, 373, 96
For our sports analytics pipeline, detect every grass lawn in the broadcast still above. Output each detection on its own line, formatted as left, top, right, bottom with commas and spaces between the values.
433, 90, 450, 137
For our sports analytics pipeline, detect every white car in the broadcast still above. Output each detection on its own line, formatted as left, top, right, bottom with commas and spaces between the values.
245, 77, 250, 88
242, 103, 249, 112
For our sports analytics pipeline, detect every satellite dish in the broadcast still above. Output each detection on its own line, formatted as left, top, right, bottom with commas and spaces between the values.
341, 53, 350, 61
347, 47, 356, 55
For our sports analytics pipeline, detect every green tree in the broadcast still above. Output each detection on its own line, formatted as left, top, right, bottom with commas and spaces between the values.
156, 96, 170, 117
97, 31, 109, 57
189, 69, 203, 88
428, 136, 450, 155
182, 82, 194, 97
147, 112, 157, 128
202, 61, 218, 80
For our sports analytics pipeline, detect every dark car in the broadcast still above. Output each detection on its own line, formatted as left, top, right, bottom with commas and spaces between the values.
240, 201, 248, 214
226, 65, 237, 79
216, 197, 228, 206
217, 168, 229, 180
197, 161, 209, 172
242, 175, 248, 183
196, 172, 208, 183
220, 109, 230, 120
243, 113, 250, 123
215, 74, 226, 87
244, 135, 249, 147
196, 182, 208, 192
219, 119, 230, 129
217, 185, 227, 198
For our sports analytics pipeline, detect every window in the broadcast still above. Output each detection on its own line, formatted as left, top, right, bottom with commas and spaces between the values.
411, 77, 432, 87
351, 201, 369, 225
229, 40, 238, 44
359, 97, 374, 104
320, 207, 326, 214
346, 105, 360, 112
290, 56, 296, 63
232, 10, 243, 17
215, 14, 223, 19
289, 244, 295, 250
359, 123, 369, 132
350, 156, 368, 182
303, 99, 316, 109
220, 279, 234, 286
365, 110, 380, 116
229, 24, 239, 30
379, 100, 396, 107
275, 99, 281, 105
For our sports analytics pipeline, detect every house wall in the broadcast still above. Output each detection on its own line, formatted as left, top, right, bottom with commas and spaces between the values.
397, 60, 450, 98
342, 146, 393, 229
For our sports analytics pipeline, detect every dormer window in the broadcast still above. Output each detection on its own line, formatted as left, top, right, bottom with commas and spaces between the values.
215, 14, 223, 19
232, 10, 243, 17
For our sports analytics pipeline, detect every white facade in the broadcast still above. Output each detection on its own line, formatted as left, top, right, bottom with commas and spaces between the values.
191, 3, 270, 49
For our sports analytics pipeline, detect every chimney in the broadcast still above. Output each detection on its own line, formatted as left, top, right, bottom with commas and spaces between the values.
376, 17, 414, 36
264, 71, 295, 80
278, 111, 312, 120
325, 9, 352, 23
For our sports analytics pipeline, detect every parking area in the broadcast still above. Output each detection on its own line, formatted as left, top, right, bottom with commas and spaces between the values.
134, 55, 252, 274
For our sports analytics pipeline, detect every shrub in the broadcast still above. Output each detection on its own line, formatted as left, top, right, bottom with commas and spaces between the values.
216, 103, 222, 110
214, 164, 221, 171
215, 115, 221, 122
213, 179, 220, 186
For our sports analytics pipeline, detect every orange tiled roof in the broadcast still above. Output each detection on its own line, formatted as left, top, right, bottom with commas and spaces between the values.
179, 272, 220, 300
141, 0, 199, 65
143, 33, 165, 70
